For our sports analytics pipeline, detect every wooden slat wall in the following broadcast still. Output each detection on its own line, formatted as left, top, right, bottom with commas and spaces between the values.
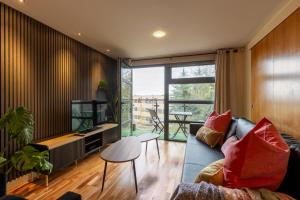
251, 7, 300, 139
0, 3, 117, 179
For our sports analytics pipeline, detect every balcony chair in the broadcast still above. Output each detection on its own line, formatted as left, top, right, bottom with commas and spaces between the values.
147, 109, 164, 135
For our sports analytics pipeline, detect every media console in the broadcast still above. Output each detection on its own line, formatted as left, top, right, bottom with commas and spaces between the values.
36, 123, 119, 185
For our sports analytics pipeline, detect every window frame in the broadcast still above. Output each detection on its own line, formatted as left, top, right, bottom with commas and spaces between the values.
164, 61, 216, 141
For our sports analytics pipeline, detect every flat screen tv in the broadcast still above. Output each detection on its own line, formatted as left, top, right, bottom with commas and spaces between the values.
71, 100, 108, 132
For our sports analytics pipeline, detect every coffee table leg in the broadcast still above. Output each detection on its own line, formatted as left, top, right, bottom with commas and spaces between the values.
101, 161, 107, 191
132, 160, 138, 193
155, 138, 160, 159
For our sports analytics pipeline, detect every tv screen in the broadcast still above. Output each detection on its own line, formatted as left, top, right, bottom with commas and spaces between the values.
71, 100, 108, 132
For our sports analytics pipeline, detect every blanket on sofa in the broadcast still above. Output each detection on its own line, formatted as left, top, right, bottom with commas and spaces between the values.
170, 182, 295, 200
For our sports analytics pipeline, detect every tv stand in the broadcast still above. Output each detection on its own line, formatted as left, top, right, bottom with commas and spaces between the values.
36, 123, 119, 182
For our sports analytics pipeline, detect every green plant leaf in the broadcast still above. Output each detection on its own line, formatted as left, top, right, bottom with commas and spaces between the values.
10, 145, 52, 173
98, 80, 107, 89
11, 146, 37, 171
5, 107, 34, 144
33, 154, 53, 173
0, 108, 14, 130
0, 152, 7, 168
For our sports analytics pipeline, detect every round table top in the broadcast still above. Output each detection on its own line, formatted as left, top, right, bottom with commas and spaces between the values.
138, 133, 160, 142
100, 136, 141, 163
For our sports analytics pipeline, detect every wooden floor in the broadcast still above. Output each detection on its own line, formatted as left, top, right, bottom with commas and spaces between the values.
11, 140, 186, 200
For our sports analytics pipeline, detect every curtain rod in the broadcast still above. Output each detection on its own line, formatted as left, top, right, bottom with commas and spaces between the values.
131, 52, 217, 62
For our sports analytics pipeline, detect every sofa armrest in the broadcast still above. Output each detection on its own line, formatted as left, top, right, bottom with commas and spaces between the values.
190, 122, 204, 135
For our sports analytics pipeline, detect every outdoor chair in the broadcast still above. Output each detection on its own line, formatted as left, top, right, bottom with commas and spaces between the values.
147, 108, 164, 135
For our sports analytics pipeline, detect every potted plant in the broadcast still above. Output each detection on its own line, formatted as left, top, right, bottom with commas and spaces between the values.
0, 107, 53, 197
98, 80, 119, 123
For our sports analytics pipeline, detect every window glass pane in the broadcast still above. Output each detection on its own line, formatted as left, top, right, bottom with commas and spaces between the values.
121, 67, 132, 100
168, 123, 189, 141
169, 103, 214, 122
121, 83, 131, 100
121, 68, 132, 83
132, 98, 164, 137
171, 64, 215, 79
121, 103, 132, 136
169, 83, 215, 101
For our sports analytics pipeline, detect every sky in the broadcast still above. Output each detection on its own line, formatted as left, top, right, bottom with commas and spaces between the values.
132, 67, 164, 96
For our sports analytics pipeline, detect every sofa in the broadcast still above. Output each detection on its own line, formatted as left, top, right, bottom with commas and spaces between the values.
182, 117, 300, 199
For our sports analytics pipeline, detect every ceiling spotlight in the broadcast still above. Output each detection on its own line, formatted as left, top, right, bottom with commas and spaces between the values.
106, 49, 110, 52
18, 0, 24, 3
77, 33, 81, 36
152, 30, 166, 38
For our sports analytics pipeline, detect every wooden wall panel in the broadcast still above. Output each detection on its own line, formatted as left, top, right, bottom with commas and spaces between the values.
251, 7, 300, 139
0, 3, 117, 179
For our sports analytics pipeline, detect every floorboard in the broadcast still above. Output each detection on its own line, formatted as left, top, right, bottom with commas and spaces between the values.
10, 140, 186, 200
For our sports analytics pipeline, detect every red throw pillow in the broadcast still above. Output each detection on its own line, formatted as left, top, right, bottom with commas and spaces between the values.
204, 110, 232, 133
223, 118, 290, 191
221, 136, 238, 155
196, 110, 232, 148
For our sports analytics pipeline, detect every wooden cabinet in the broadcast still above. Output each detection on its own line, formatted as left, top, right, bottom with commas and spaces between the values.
50, 140, 84, 172
103, 128, 120, 145
38, 123, 119, 172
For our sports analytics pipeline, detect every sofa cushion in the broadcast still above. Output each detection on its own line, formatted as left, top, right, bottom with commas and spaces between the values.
196, 110, 232, 147
277, 133, 300, 199
194, 159, 224, 185
185, 135, 224, 166
223, 118, 290, 191
221, 136, 238, 155
181, 163, 206, 183
235, 118, 255, 139
224, 118, 238, 140
196, 126, 224, 148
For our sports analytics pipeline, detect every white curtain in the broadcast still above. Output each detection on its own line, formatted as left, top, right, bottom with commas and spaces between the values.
215, 48, 246, 116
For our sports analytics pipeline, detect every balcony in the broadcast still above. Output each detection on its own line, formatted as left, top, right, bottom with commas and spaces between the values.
121, 96, 213, 141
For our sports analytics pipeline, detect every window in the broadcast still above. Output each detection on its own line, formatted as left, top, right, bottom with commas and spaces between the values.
168, 63, 215, 122
166, 62, 215, 141
171, 64, 215, 79
169, 83, 215, 101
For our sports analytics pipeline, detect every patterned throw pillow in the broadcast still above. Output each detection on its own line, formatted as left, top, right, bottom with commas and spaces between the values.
195, 159, 224, 186
196, 110, 232, 148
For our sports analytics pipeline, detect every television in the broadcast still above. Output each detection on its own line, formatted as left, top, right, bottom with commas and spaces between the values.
71, 100, 108, 132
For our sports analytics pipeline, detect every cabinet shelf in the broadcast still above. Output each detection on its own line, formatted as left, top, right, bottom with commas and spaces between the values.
36, 123, 119, 172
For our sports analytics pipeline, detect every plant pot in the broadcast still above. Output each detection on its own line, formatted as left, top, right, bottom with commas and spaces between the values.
96, 88, 107, 101
0, 173, 7, 197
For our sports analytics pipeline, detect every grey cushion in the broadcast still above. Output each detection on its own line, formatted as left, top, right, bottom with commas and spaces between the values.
182, 135, 224, 183
224, 118, 238, 140
185, 135, 224, 166
235, 118, 255, 139
181, 163, 206, 183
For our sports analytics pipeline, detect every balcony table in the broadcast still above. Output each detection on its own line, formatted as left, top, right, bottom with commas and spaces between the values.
169, 111, 192, 138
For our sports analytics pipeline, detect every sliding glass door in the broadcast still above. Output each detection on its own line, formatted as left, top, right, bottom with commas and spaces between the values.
119, 60, 215, 141
120, 61, 133, 137
165, 62, 216, 141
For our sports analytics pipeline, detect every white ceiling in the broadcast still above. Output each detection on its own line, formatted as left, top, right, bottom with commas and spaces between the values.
1, 0, 284, 59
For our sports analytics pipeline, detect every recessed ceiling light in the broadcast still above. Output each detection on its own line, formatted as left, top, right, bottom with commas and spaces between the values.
18, 0, 24, 3
106, 49, 110, 52
152, 30, 166, 38
77, 33, 81, 36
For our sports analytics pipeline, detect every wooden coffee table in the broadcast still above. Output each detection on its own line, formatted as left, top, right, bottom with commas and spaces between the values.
100, 136, 141, 193
138, 133, 160, 159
